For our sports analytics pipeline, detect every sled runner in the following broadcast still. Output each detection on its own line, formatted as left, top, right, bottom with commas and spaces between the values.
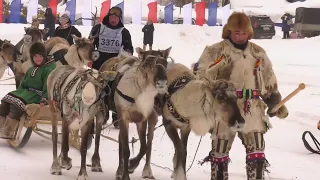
7, 103, 92, 149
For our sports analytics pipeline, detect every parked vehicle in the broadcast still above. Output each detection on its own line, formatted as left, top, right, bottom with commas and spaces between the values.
294, 7, 320, 37
249, 15, 276, 39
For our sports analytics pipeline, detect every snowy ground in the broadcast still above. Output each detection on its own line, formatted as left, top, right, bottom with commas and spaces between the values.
0, 23, 320, 180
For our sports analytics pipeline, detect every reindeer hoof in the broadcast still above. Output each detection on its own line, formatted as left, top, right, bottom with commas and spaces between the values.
91, 165, 103, 172
128, 159, 139, 173
77, 174, 88, 180
60, 157, 72, 170
142, 166, 155, 179
50, 164, 62, 175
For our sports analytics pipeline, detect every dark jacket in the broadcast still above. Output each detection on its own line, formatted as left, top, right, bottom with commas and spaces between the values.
53, 25, 82, 45
281, 13, 294, 32
90, 15, 133, 70
44, 8, 56, 39
142, 24, 154, 45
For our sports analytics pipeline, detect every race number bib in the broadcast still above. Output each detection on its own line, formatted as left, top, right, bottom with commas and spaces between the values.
98, 26, 124, 53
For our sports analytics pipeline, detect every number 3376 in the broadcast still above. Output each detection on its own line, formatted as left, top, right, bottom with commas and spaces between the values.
100, 39, 120, 46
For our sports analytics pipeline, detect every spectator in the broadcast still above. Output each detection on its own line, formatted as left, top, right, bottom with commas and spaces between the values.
142, 20, 154, 50
44, 8, 56, 40
53, 12, 81, 45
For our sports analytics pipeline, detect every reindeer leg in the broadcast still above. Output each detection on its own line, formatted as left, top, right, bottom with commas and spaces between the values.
142, 110, 158, 179
118, 115, 131, 180
59, 117, 72, 170
77, 120, 93, 180
116, 128, 124, 180
163, 118, 187, 180
180, 128, 191, 172
128, 120, 147, 174
50, 103, 61, 175
92, 113, 103, 172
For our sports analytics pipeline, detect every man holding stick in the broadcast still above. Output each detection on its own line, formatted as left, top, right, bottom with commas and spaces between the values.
194, 12, 289, 179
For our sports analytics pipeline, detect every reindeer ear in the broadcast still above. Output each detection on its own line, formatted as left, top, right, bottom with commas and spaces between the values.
89, 36, 95, 43
72, 34, 80, 44
161, 46, 172, 59
135, 47, 144, 58
24, 27, 29, 33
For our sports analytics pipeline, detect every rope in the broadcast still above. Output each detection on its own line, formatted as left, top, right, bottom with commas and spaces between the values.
186, 136, 203, 172
302, 131, 320, 154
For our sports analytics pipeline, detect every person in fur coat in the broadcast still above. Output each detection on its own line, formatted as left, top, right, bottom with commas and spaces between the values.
194, 12, 289, 179
0, 42, 56, 139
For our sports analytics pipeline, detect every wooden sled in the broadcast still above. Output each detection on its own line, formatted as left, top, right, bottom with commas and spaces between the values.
7, 104, 93, 149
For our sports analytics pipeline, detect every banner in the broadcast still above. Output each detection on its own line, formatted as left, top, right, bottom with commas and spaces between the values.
131, 0, 142, 24
183, 2, 192, 25
82, 0, 92, 26
9, 0, 21, 23
0, 0, 3, 22
195, 2, 205, 26
115, 1, 124, 21
208, 2, 218, 26
65, 0, 76, 24
48, 0, 57, 17
148, 0, 157, 23
27, 0, 38, 23
164, 3, 173, 24
100, 0, 111, 22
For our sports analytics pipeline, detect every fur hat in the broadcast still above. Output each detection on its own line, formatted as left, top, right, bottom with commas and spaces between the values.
29, 42, 47, 65
222, 12, 254, 39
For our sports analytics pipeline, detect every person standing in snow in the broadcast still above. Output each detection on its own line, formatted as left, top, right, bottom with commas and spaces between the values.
194, 12, 289, 179
44, 7, 56, 40
142, 20, 155, 50
53, 12, 82, 45
281, 13, 294, 39
90, 6, 133, 128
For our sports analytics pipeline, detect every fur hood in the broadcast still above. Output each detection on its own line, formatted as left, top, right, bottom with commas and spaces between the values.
29, 42, 48, 66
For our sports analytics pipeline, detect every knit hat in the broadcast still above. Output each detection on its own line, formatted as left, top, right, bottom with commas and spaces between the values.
222, 12, 254, 40
59, 11, 70, 22
29, 42, 47, 65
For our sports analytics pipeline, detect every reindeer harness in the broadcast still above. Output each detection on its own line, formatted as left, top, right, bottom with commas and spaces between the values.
164, 75, 195, 124
53, 68, 106, 120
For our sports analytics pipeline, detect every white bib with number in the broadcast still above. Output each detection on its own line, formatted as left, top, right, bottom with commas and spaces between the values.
98, 25, 124, 53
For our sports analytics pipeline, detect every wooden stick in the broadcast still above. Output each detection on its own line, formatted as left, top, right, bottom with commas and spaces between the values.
270, 83, 305, 113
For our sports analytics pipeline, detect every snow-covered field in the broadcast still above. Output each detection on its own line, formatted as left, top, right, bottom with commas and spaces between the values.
0, 21, 319, 180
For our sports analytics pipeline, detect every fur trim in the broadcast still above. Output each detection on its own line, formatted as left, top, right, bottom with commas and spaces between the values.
29, 42, 47, 64
222, 12, 254, 39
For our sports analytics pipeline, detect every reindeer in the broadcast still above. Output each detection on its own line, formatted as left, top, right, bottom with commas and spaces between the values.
160, 63, 245, 180
48, 65, 116, 180
113, 55, 168, 180
0, 40, 17, 80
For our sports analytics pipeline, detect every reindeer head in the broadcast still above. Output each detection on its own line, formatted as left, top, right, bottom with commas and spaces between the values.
72, 35, 99, 64
24, 27, 48, 44
136, 46, 172, 69
0, 40, 16, 63
139, 55, 168, 95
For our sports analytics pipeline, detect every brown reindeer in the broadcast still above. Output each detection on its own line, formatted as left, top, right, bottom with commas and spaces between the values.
113, 55, 168, 180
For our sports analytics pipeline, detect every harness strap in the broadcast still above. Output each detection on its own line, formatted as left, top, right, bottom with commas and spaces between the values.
52, 49, 68, 65
302, 131, 320, 154
115, 88, 135, 103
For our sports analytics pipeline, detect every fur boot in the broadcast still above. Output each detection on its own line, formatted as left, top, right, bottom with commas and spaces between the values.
0, 116, 19, 139
211, 154, 229, 180
246, 152, 268, 180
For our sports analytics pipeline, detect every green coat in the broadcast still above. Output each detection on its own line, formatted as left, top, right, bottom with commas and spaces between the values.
2, 59, 56, 111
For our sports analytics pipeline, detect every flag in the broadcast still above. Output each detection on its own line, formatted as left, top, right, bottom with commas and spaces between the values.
82, 0, 92, 26
132, 0, 142, 24
0, 0, 3, 23
147, 0, 157, 23
48, 0, 57, 17
100, 0, 111, 22
207, 2, 217, 26
115, 1, 124, 21
65, 0, 76, 24
183, 2, 192, 25
195, 1, 205, 26
27, 0, 38, 23
9, 0, 21, 23
164, 2, 173, 24
221, 4, 231, 25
